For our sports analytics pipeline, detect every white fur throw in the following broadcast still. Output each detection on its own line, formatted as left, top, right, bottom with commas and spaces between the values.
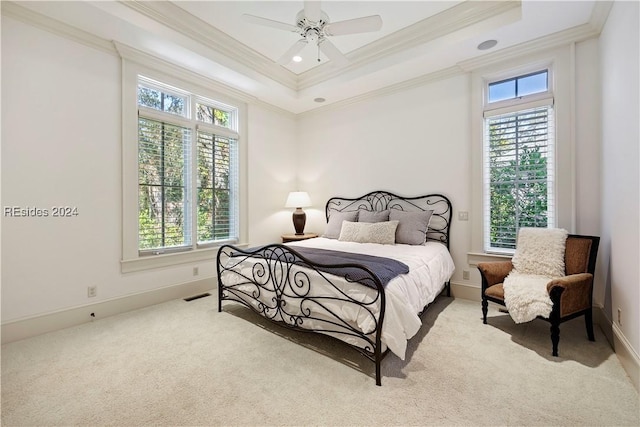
503, 228, 568, 323
512, 227, 568, 277
503, 273, 554, 323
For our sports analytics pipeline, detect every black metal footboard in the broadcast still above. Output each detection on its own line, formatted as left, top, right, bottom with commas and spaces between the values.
217, 243, 389, 385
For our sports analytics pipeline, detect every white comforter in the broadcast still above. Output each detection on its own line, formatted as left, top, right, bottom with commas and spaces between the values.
285, 238, 455, 359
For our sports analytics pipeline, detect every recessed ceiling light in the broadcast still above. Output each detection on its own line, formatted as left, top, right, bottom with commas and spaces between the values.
477, 39, 498, 51
314, 97, 325, 103
292, 55, 302, 62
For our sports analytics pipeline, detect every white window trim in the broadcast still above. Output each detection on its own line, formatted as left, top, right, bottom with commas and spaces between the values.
483, 102, 556, 254
468, 46, 576, 264
483, 68, 554, 108
120, 59, 248, 273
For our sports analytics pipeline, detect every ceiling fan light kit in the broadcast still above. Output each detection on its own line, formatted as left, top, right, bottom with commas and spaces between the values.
243, 0, 383, 66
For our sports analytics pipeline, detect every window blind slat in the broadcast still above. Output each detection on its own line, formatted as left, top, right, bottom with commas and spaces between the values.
196, 130, 237, 244
138, 116, 191, 251
483, 104, 555, 251
137, 78, 240, 253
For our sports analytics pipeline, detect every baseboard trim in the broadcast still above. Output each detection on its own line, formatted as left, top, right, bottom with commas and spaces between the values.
450, 281, 481, 301
593, 304, 614, 348
612, 322, 640, 392
1, 278, 215, 344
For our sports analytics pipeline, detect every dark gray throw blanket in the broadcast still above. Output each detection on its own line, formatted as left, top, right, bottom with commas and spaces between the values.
232, 245, 409, 288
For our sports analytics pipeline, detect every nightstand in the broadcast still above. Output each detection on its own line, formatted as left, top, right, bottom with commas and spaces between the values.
281, 233, 318, 243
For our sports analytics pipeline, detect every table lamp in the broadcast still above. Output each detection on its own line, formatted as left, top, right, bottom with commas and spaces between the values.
285, 191, 311, 235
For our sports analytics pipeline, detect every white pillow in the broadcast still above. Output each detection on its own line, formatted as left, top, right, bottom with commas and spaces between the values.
512, 227, 568, 277
338, 220, 399, 245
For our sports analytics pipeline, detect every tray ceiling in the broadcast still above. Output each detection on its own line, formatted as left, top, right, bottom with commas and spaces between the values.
6, 1, 603, 114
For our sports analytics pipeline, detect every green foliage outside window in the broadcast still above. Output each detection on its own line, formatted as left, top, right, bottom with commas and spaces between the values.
138, 118, 189, 250
137, 81, 237, 252
196, 132, 232, 243
488, 108, 550, 250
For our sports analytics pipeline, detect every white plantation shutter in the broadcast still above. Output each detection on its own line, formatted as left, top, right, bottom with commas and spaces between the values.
196, 129, 239, 245
136, 77, 240, 255
138, 117, 192, 253
483, 104, 555, 252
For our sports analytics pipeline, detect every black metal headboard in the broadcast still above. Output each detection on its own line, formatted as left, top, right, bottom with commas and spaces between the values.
325, 191, 452, 249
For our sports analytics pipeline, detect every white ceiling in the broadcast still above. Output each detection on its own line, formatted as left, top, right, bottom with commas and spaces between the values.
8, 1, 603, 114
176, 1, 464, 74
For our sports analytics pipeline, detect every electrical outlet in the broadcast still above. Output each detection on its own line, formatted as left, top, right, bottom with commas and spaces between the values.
617, 308, 622, 325
87, 286, 97, 298
458, 211, 469, 221
193, 267, 199, 276
463, 270, 470, 280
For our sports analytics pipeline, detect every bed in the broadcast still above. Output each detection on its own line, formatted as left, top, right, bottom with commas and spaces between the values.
216, 191, 454, 385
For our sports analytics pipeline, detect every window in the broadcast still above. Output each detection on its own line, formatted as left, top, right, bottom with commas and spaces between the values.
137, 77, 239, 255
488, 70, 548, 103
483, 69, 555, 252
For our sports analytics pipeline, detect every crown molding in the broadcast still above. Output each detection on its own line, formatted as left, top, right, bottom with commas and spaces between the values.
1, 1, 293, 118
113, 41, 295, 119
588, 1, 614, 34
114, 41, 253, 103
119, 0, 298, 91
297, 0, 522, 90
1, 1, 117, 56
117, 0, 521, 92
457, 23, 600, 72
298, 65, 462, 118
3, 0, 609, 120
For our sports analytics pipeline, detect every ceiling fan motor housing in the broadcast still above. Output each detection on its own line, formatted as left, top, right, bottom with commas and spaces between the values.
295, 9, 330, 42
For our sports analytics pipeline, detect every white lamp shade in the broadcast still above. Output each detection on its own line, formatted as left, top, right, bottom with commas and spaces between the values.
285, 191, 311, 208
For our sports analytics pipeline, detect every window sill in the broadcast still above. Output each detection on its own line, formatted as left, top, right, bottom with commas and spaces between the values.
121, 242, 249, 273
467, 251, 512, 267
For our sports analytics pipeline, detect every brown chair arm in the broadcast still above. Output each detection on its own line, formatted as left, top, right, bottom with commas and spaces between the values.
547, 273, 593, 317
477, 261, 513, 288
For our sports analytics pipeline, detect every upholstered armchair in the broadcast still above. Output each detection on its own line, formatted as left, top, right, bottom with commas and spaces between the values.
477, 234, 600, 356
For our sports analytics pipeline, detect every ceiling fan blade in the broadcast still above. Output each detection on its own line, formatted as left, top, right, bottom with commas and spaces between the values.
277, 39, 308, 65
324, 15, 383, 36
242, 14, 299, 32
304, 1, 322, 23
318, 39, 348, 67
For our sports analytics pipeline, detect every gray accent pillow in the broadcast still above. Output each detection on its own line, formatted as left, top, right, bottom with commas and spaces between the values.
323, 210, 359, 239
358, 209, 390, 223
338, 220, 399, 245
389, 209, 434, 245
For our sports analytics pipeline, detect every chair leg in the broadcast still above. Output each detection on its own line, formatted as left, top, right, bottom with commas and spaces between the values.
550, 321, 560, 357
481, 297, 488, 324
585, 309, 595, 341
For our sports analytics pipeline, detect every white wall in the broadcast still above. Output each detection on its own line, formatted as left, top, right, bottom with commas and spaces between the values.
297, 74, 471, 284
1, 17, 296, 323
246, 104, 298, 245
599, 1, 640, 357
574, 38, 605, 302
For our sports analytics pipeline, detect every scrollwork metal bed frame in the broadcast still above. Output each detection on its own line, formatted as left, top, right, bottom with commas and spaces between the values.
216, 191, 452, 385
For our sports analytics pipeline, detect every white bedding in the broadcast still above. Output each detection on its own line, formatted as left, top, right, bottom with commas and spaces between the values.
220, 238, 454, 360
288, 238, 455, 359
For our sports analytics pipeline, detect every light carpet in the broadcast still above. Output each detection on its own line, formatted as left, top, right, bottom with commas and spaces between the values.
2, 294, 638, 426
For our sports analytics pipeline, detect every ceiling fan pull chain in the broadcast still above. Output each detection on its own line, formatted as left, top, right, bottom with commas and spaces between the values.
317, 43, 321, 62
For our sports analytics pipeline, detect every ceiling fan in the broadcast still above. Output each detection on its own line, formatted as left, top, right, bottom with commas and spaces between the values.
242, 1, 383, 66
